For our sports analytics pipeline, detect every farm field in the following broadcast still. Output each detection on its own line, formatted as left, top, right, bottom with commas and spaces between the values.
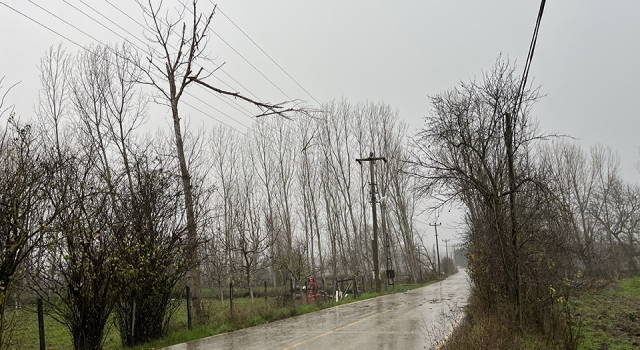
576, 276, 640, 350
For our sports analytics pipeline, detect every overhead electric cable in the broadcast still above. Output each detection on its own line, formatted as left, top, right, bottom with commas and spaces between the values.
75, 0, 147, 47
6, 0, 305, 137
66, 0, 256, 121
103, 0, 145, 31
62, 0, 133, 45
101, 0, 264, 112
513, 0, 546, 116
216, 4, 322, 107
210, 30, 293, 101
7, 0, 249, 133
61, 0, 257, 123
180, 100, 247, 136
28, 0, 105, 47
181, 4, 295, 102
0, 1, 83, 48
94, 0, 258, 115
176, 1, 315, 149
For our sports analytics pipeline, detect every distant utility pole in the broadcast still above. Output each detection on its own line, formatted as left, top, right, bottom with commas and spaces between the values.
443, 239, 451, 260
356, 152, 387, 293
430, 223, 442, 274
443, 238, 451, 273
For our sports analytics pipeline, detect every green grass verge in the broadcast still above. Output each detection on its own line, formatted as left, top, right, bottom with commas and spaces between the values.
445, 276, 640, 350
131, 282, 433, 350
3, 310, 122, 349
4, 281, 435, 349
575, 276, 640, 350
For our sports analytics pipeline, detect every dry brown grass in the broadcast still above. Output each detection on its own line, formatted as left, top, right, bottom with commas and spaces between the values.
443, 294, 564, 350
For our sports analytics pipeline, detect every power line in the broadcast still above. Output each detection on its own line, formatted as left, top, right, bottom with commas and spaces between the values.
93, 0, 261, 119
181, 99, 247, 137
62, 0, 138, 46
99, 0, 265, 116
6, 0, 310, 142
210, 30, 293, 101
27, 0, 104, 47
180, 3, 296, 102
3, 0, 249, 134
514, 0, 546, 117
103, 0, 145, 31
216, 3, 321, 107
175, 1, 316, 154
0, 1, 83, 48
59, 0, 255, 126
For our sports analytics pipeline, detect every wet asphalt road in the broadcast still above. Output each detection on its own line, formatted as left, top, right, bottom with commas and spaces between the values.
163, 270, 470, 350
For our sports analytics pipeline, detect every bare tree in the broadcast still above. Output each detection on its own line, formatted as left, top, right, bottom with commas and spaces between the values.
540, 141, 598, 272
250, 121, 283, 288
36, 45, 71, 155
207, 126, 240, 299
0, 80, 67, 345
137, 0, 306, 319
234, 149, 273, 307
33, 42, 195, 347
0, 118, 60, 345
136, 0, 216, 319
40, 142, 117, 350
297, 117, 325, 282
410, 58, 552, 322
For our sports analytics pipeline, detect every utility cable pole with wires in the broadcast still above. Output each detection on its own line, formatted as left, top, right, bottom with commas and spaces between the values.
356, 152, 387, 293
443, 239, 451, 260
429, 222, 442, 275
442, 238, 451, 273
506, 0, 546, 325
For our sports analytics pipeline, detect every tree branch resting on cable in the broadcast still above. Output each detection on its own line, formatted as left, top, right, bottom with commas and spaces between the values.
187, 76, 311, 119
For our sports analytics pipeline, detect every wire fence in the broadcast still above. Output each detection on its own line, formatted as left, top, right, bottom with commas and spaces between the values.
1, 272, 429, 349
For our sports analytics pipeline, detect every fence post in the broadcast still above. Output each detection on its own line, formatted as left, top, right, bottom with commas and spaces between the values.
264, 280, 267, 304
186, 286, 192, 330
37, 299, 45, 350
353, 277, 358, 299
131, 299, 136, 340
230, 281, 234, 316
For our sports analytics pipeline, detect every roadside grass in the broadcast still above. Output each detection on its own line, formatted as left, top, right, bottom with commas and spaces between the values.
4, 310, 122, 349
442, 293, 557, 350
131, 281, 434, 350
5, 281, 436, 349
444, 276, 640, 350
575, 276, 640, 350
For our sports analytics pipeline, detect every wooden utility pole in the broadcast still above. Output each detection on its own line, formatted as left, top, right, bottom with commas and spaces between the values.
442, 239, 451, 273
508, 0, 546, 325
356, 152, 386, 293
443, 239, 451, 260
430, 223, 442, 274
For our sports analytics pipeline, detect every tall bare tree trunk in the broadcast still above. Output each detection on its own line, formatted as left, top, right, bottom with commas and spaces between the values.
170, 97, 203, 319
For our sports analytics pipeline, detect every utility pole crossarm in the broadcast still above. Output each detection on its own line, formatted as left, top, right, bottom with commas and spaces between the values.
356, 154, 387, 164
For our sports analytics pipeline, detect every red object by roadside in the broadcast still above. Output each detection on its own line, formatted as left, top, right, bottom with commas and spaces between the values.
307, 277, 318, 302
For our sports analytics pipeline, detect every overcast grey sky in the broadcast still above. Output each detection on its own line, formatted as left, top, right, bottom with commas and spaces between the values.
1, 1, 639, 245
